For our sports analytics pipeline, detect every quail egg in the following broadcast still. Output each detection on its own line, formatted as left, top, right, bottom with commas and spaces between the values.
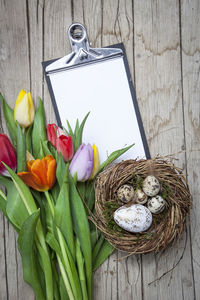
135, 189, 148, 204
117, 184, 135, 203
142, 175, 160, 197
147, 195, 166, 214
114, 204, 152, 233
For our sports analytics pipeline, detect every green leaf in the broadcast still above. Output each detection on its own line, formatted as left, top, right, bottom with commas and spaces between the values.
65, 121, 75, 147
98, 144, 134, 174
0, 189, 7, 216
0, 175, 29, 230
92, 234, 105, 265
46, 232, 62, 257
69, 173, 92, 300
17, 209, 45, 300
55, 165, 75, 260
31, 190, 47, 234
56, 154, 66, 188
0, 93, 17, 148
51, 182, 60, 204
32, 97, 47, 158
85, 181, 95, 213
74, 112, 90, 151
36, 239, 54, 300
74, 119, 79, 140
52, 259, 61, 300
48, 142, 57, 158
40, 140, 53, 157
76, 238, 88, 300
59, 276, 70, 300
17, 123, 26, 172
92, 240, 115, 271
2, 164, 37, 215
90, 230, 100, 250
25, 125, 33, 154
57, 227, 82, 300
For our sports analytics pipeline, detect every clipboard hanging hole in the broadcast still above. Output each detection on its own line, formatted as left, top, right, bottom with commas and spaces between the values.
68, 23, 86, 42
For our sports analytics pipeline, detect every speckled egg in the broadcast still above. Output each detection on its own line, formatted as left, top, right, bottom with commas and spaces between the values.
113, 204, 152, 233
117, 184, 135, 203
147, 195, 166, 214
142, 175, 160, 197
135, 189, 148, 204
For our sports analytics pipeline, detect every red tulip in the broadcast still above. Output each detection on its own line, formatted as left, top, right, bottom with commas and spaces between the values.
47, 123, 74, 162
47, 123, 58, 147
0, 134, 17, 176
56, 135, 74, 162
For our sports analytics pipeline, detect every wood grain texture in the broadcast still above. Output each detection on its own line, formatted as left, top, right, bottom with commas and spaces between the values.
0, 0, 199, 299
181, 0, 200, 298
0, 0, 34, 299
134, 1, 195, 299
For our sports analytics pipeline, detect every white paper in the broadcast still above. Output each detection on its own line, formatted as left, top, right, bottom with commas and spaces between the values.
49, 57, 146, 163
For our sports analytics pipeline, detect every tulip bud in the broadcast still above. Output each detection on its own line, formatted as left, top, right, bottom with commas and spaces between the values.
56, 135, 74, 162
47, 123, 58, 147
14, 89, 35, 128
69, 143, 94, 182
0, 134, 17, 176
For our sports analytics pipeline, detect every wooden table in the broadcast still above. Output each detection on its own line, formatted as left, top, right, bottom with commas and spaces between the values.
0, 1, 199, 299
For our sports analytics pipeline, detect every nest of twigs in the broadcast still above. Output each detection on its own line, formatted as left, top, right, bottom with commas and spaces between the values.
94, 158, 192, 254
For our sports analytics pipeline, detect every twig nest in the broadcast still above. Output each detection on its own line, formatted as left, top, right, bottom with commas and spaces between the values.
117, 184, 135, 203
142, 175, 160, 196
147, 196, 166, 214
114, 204, 152, 233
94, 158, 192, 254
135, 189, 148, 204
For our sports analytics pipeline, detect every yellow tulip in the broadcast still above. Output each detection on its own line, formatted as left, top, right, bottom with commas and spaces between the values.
89, 144, 100, 179
14, 89, 35, 128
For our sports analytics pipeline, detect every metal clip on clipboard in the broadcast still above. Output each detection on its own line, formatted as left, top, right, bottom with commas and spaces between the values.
43, 23, 150, 162
46, 23, 123, 74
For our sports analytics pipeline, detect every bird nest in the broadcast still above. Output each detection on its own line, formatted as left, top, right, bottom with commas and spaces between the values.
94, 158, 192, 254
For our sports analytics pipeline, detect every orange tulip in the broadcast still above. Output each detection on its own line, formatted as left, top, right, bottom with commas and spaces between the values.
18, 155, 56, 191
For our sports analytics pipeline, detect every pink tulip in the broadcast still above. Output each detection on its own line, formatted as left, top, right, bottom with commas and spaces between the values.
0, 134, 17, 176
47, 123, 74, 162
69, 143, 94, 182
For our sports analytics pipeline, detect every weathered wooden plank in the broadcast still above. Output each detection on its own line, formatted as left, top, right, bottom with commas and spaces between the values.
43, 0, 72, 125
15, 1, 44, 299
0, 1, 199, 300
0, 216, 7, 300
134, 1, 195, 299
181, 0, 200, 298
0, 0, 33, 299
26, 0, 44, 102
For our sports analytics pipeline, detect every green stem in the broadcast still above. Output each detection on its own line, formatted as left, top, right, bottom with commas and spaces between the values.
45, 191, 54, 217
36, 220, 54, 300
0, 189, 6, 200
57, 227, 82, 300
57, 255, 75, 300
76, 238, 88, 300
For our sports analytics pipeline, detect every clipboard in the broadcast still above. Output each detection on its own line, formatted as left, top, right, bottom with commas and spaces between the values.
42, 23, 150, 163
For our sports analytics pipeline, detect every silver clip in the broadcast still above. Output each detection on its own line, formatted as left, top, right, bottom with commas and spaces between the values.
46, 23, 123, 74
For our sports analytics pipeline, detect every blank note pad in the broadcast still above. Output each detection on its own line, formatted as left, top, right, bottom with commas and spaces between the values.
45, 46, 149, 163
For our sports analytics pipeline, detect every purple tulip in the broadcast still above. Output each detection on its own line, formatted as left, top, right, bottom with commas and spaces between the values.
69, 143, 94, 182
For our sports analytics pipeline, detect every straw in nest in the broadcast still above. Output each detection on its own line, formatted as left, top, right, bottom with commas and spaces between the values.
94, 158, 192, 254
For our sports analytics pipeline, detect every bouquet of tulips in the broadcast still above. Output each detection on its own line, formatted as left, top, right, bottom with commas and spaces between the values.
0, 90, 133, 300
